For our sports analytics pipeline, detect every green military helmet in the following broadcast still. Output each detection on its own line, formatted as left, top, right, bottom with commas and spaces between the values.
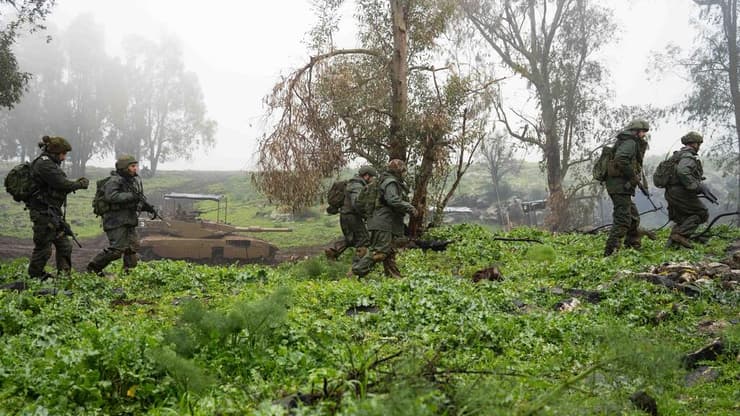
681, 131, 703, 145
41, 136, 72, 154
115, 155, 138, 170
358, 165, 378, 177
625, 119, 650, 132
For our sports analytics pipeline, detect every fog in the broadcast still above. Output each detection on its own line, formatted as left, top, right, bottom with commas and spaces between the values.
10, 0, 701, 170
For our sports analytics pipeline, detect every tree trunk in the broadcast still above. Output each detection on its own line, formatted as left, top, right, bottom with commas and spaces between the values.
724, 0, 740, 221
540, 89, 568, 231
409, 136, 438, 237
388, 0, 409, 161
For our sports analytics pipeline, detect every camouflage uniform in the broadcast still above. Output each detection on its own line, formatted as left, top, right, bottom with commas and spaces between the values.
665, 137, 709, 248
87, 158, 143, 274
352, 165, 415, 278
27, 138, 88, 279
326, 175, 371, 260
604, 126, 649, 256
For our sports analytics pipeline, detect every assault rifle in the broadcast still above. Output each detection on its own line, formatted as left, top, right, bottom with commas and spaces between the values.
49, 207, 82, 248
60, 220, 82, 248
697, 183, 719, 205
638, 172, 664, 213
125, 179, 163, 220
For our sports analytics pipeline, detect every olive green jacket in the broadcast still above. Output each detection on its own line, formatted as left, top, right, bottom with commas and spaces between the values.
102, 171, 141, 231
29, 152, 82, 210
605, 131, 648, 195
674, 146, 703, 192
366, 173, 414, 235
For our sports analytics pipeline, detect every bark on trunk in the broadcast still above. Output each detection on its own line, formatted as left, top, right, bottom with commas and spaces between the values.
724, 0, 740, 221
389, 0, 409, 161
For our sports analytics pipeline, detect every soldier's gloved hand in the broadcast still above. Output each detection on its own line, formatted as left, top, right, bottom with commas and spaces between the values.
409, 206, 419, 217
76, 177, 90, 189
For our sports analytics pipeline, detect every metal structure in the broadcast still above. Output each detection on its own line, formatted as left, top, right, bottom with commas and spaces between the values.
139, 193, 291, 264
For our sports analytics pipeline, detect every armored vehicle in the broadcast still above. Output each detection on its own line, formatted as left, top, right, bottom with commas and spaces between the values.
139, 193, 291, 264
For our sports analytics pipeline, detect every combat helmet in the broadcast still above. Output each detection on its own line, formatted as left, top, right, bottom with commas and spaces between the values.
681, 131, 703, 145
39, 136, 72, 154
625, 119, 650, 132
115, 155, 138, 171
358, 165, 378, 177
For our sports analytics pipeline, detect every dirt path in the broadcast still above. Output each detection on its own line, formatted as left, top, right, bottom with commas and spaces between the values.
0, 235, 325, 271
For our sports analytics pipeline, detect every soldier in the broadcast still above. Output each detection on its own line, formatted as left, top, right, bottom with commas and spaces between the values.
603, 119, 650, 256
325, 165, 378, 261
87, 155, 154, 275
352, 159, 417, 278
27, 136, 89, 280
664, 132, 711, 248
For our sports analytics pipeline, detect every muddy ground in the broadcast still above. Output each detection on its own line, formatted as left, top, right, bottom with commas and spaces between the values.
0, 236, 325, 272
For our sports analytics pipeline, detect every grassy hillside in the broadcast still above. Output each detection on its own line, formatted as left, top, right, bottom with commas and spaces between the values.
0, 225, 738, 415
0, 166, 341, 248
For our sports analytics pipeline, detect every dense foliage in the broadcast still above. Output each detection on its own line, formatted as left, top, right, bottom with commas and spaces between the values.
1, 224, 738, 415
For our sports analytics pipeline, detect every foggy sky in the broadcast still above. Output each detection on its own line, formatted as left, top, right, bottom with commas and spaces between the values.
46, 0, 698, 171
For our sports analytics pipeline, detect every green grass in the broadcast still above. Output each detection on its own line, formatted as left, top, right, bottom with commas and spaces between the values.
0, 224, 738, 415
0, 167, 344, 247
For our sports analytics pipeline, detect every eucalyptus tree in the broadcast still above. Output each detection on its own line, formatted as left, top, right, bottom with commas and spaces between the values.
117, 35, 216, 175
463, 0, 617, 230
0, 0, 56, 109
255, 0, 497, 235
0, 22, 64, 161
62, 14, 114, 177
672, 0, 740, 216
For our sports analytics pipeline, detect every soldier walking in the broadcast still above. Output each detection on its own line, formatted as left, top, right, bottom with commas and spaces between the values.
603, 119, 650, 256
664, 132, 712, 248
87, 156, 154, 275
325, 165, 378, 261
27, 136, 89, 280
352, 159, 417, 278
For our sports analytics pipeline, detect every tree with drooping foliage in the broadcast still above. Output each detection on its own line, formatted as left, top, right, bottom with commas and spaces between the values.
255, 0, 498, 236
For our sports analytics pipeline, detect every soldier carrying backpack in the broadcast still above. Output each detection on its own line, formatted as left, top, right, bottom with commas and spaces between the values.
661, 132, 716, 249
352, 159, 417, 278
324, 165, 378, 261
87, 155, 156, 276
601, 119, 651, 257
14, 136, 89, 280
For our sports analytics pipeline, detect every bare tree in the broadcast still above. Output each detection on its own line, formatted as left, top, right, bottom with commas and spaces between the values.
480, 129, 520, 222
463, 0, 616, 230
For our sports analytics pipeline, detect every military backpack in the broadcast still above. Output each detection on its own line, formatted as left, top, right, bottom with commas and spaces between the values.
326, 179, 348, 215
355, 175, 384, 219
652, 151, 681, 189
592, 145, 616, 182
3, 157, 39, 202
92, 175, 114, 216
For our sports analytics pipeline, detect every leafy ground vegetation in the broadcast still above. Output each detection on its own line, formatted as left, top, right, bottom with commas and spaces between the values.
0, 225, 738, 415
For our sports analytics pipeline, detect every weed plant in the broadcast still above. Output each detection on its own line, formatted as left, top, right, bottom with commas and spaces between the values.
0, 225, 738, 415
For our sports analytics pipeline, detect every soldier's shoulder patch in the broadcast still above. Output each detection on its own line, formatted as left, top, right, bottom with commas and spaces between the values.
40, 155, 49, 161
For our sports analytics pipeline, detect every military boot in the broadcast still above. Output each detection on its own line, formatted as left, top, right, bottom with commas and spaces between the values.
669, 233, 693, 249
324, 248, 339, 261
86, 263, 105, 277
603, 245, 616, 257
